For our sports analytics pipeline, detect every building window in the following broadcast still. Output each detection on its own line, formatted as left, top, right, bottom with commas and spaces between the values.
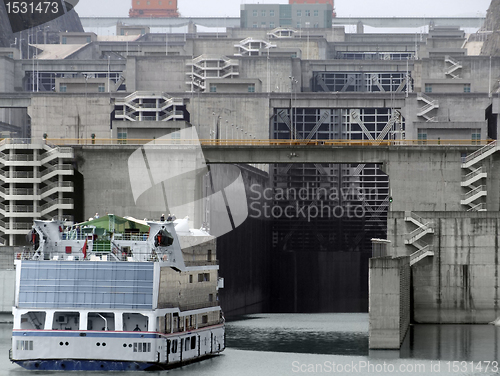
297, 22, 301, 28
86, 36, 91, 43
62, 37, 67, 44
270, 9, 275, 17
252, 22, 258, 28
209, 294, 214, 302
424, 84, 432, 93
209, 84, 217, 93
59, 84, 67, 93
261, 22, 266, 28
253, 10, 257, 17
98, 84, 105, 93
305, 10, 310, 17
314, 10, 318, 17
270, 22, 275, 28
118, 131, 127, 144
261, 10, 266, 17
418, 130, 427, 144
248, 84, 255, 93
297, 10, 301, 17
472, 130, 481, 145
7, 53, 13, 58
464, 84, 471, 93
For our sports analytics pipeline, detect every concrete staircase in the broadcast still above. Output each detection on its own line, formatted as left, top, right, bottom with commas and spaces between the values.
445, 55, 462, 79
404, 211, 434, 266
417, 93, 439, 122
460, 141, 498, 211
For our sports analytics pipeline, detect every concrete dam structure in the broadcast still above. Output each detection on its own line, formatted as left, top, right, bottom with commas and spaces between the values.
65, 142, 500, 326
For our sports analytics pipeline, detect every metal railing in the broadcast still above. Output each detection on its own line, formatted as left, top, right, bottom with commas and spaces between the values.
45, 138, 495, 147
463, 167, 485, 182
406, 223, 434, 241
467, 202, 486, 211
462, 185, 486, 200
410, 246, 433, 265
464, 140, 498, 164
40, 181, 73, 195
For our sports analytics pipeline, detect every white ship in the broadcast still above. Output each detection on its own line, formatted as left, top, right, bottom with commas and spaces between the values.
9, 214, 225, 371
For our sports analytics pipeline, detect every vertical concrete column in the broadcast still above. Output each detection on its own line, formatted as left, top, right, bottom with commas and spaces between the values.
33, 149, 38, 217
369, 256, 410, 349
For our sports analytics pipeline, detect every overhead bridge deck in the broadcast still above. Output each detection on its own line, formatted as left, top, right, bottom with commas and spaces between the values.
52, 138, 485, 164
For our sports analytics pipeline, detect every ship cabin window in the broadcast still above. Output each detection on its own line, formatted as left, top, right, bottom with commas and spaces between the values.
133, 342, 151, 352
207, 250, 212, 262
189, 274, 193, 283
52, 312, 79, 330
185, 337, 190, 351
191, 336, 196, 350
198, 273, 210, 282
20, 312, 46, 330
88, 312, 115, 331
123, 312, 148, 332
16, 340, 33, 351
202, 315, 208, 324
171, 339, 178, 353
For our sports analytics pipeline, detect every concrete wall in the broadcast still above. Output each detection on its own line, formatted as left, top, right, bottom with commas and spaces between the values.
187, 94, 270, 140
29, 94, 112, 140
0, 57, 14, 92
385, 148, 464, 212
369, 256, 410, 349
388, 211, 500, 324
0, 270, 15, 314
416, 56, 500, 94
128, 56, 187, 93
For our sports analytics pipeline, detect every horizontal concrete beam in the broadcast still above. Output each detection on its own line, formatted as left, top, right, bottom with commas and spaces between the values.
81, 17, 240, 29
333, 16, 485, 28
0, 95, 31, 108
201, 145, 481, 164
80, 16, 485, 30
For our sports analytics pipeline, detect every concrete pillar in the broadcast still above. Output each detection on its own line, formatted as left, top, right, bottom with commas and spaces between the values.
188, 21, 197, 35
369, 256, 410, 349
356, 21, 364, 34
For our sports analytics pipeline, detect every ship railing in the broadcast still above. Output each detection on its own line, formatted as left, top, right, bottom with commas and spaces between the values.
113, 233, 150, 241
184, 260, 219, 267
158, 301, 219, 311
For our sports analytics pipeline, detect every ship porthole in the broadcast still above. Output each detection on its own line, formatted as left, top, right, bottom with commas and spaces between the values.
102, 343, 106, 346
65, 342, 69, 346
135, 365, 140, 370
100, 364, 104, 368
123, 343, 127, 347
59, 342, 63, 346
96, 343, 100, 346
61, 363, 66, 369
34, 363, 39, 368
